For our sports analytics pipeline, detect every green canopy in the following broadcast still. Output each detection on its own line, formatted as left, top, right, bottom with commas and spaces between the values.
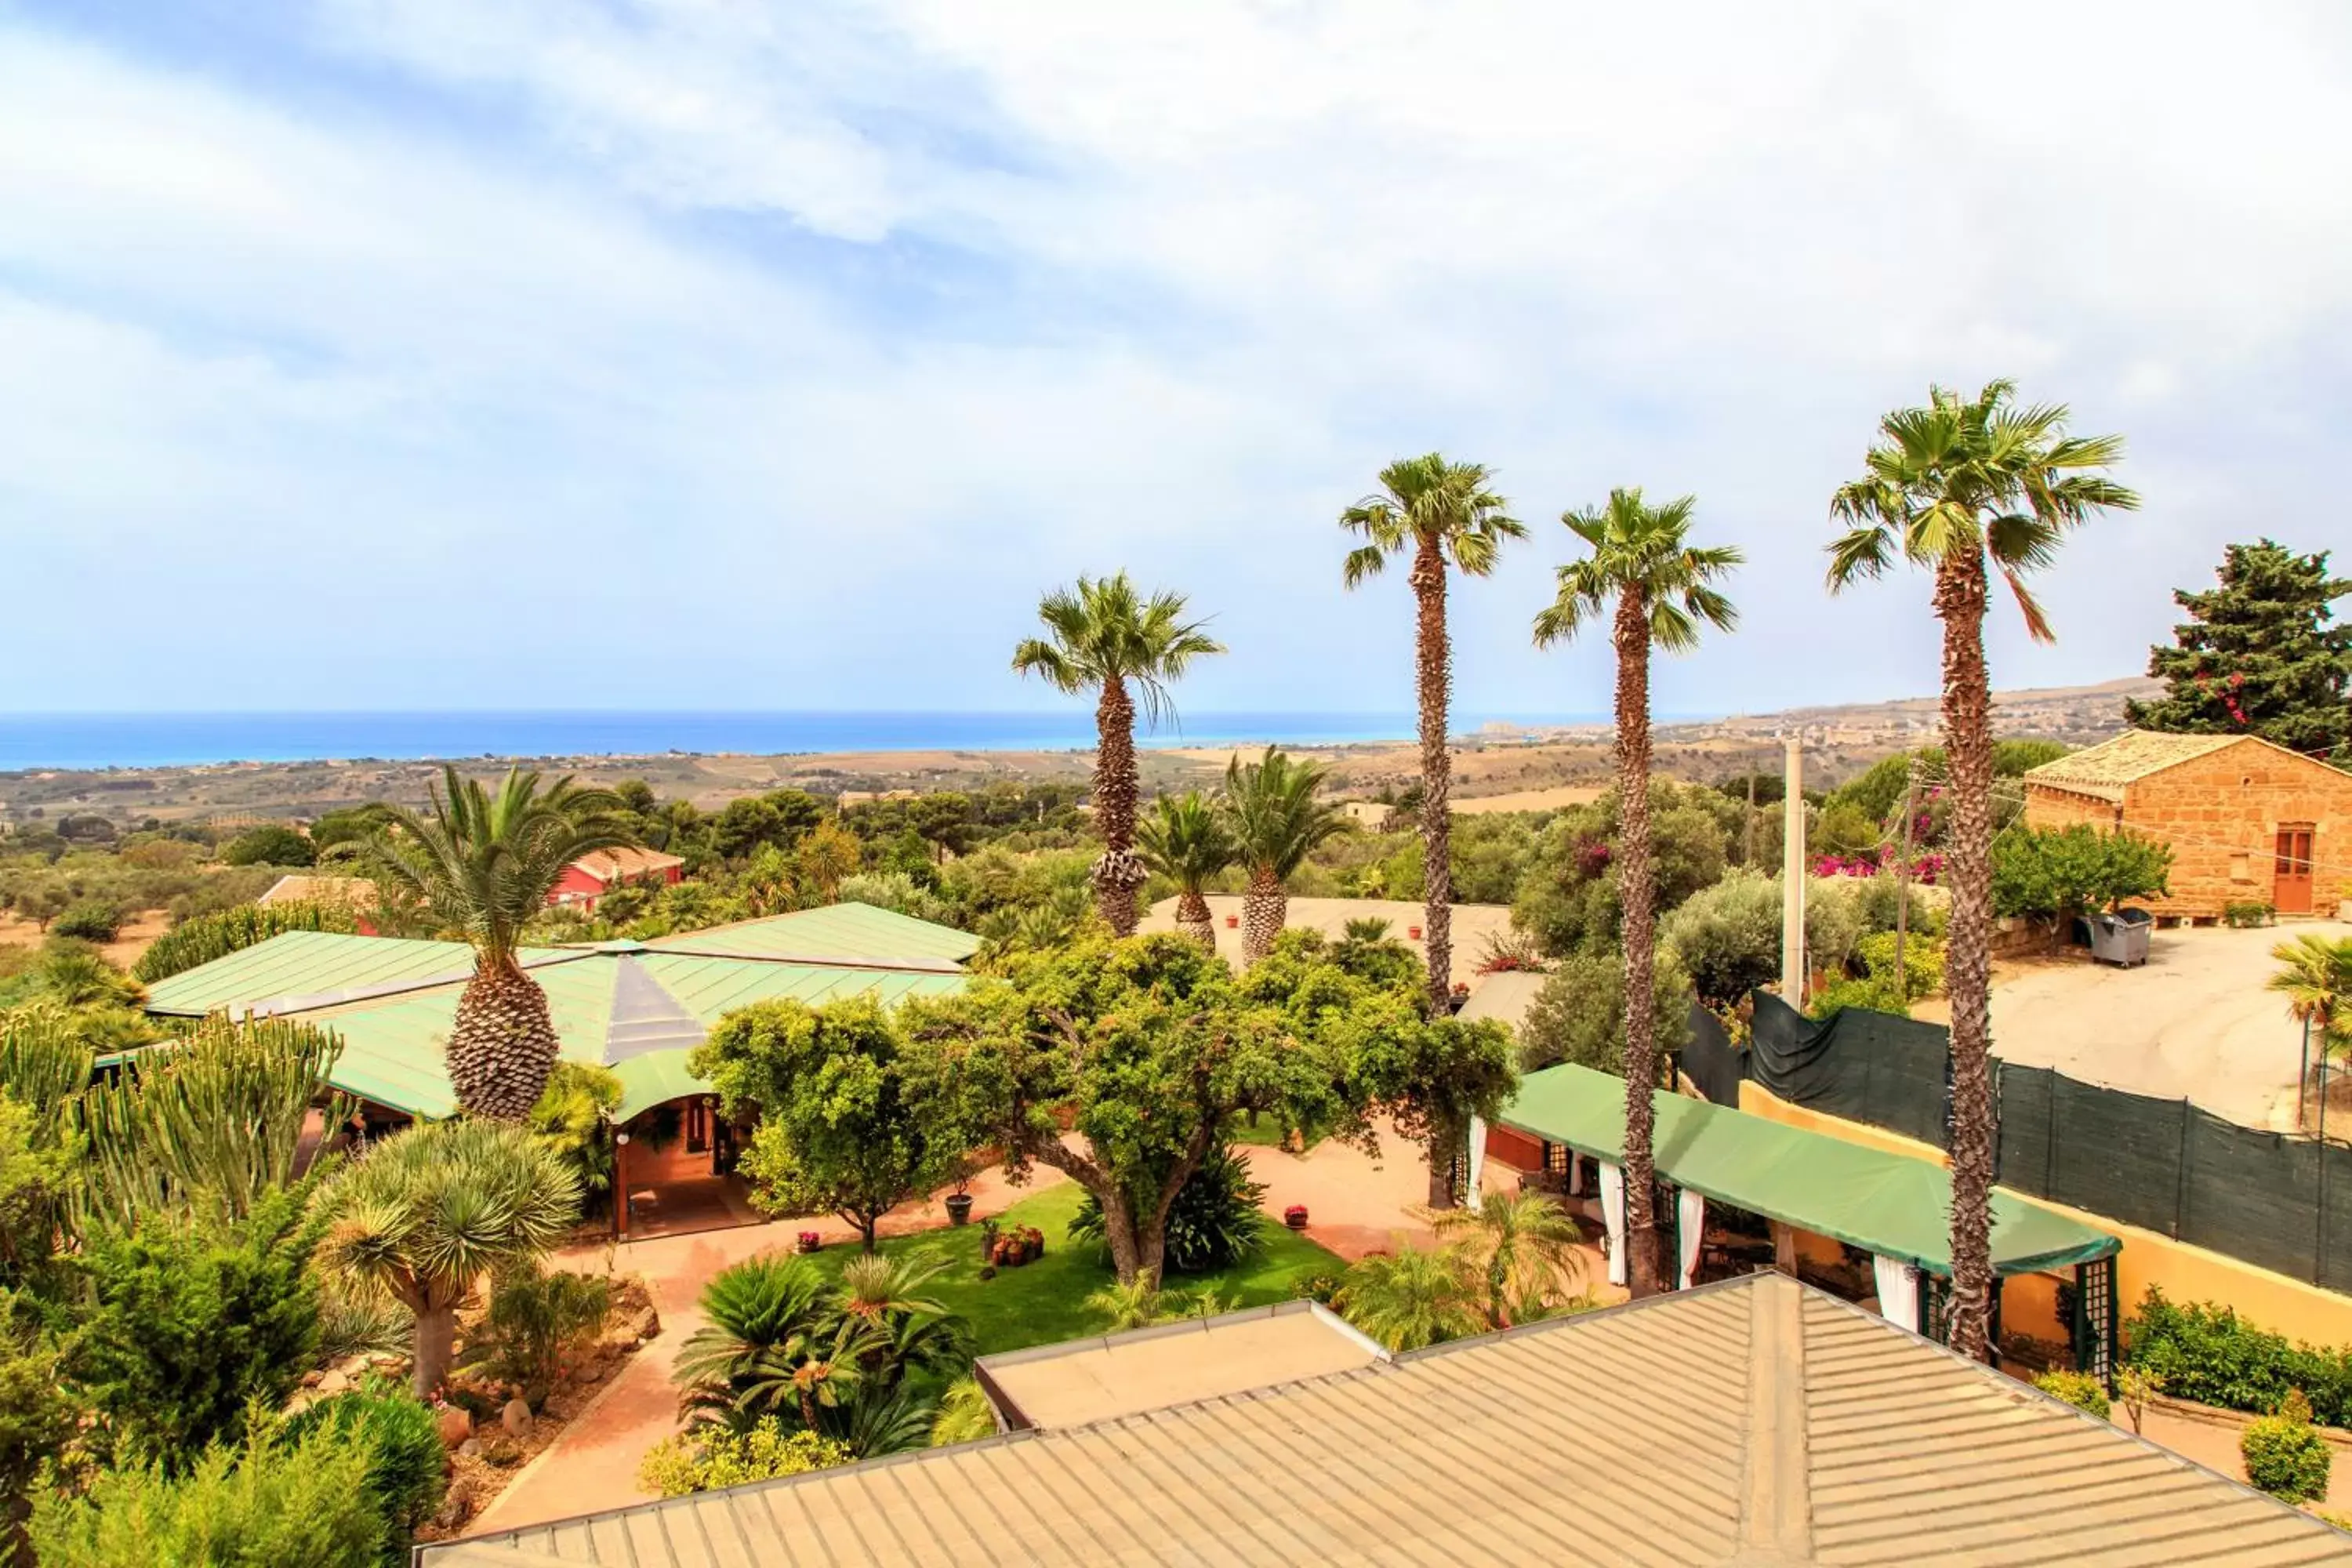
1497, 1064, 2118, 1277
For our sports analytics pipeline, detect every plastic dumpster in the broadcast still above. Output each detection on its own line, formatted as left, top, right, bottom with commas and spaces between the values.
2085, 906, 2154, 967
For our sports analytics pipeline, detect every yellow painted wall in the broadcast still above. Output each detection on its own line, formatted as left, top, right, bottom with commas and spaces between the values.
1740, 1082, 2352, 1348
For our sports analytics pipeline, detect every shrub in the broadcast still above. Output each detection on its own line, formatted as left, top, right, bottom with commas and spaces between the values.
70, 1185, 326, 1468
2031, 1370, 2111, 1421
1660, 873, 1864, 1007
2243, 1390, 2332, 1503
132, 900, 361, 983
525, 1061, 623, 1198
1516, 949, 1691, 1076
30, 1425, 383, 1568
51, 902, 122, 943
1991, 823, 2171, 952
2223, 901, 2276, 929
461, 1265, 612, 1394
278, 1377, 447, 1563
637, 1418, 851, 1497
927, 1378, 997, 1447
220, 824, 314, 867
1809, 972, 1910, 1020
1854, 931, 1945, 1001
2124, 1287, 2352, 1427
1070, 1145, 1268, 1275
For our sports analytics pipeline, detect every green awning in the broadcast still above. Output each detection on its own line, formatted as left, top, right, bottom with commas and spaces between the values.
1497, 1065, 2118, 1277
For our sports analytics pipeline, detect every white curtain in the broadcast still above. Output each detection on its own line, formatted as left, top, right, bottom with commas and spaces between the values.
1599, 1162, 1628, 1287
1872, 1254, 1921, 1334
1466, 1116, 1487, 1213
1677, 1188, 1707, 1290
1566, 1153, 1584, 1196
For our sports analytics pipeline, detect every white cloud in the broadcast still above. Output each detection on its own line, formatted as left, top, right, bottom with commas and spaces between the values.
3, 2, 2349, 714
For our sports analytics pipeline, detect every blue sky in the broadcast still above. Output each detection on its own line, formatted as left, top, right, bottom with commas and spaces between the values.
5, 2, 2350, 719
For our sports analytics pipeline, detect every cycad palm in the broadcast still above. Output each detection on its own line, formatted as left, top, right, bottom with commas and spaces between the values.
1012, 575, 1225, 936
1138, 792, 1237, 950
673, 1254, 866, 1433
1828, 381, 2136, 1361
1342, 456, 1526, 1010
1222, 747, 1352, 964
319, 1118, 582, 1394
359, 765, 637, 1120
1534, 487, 1739, 1294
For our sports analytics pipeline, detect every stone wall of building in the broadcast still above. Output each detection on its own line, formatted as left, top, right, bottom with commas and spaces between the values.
2024, 739, 2352, 919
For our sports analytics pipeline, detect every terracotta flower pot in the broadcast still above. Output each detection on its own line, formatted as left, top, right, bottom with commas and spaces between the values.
1283, 1205, 1310, 1230
1407, 925, 1423, 940
797, 1231, 822, 1254
1225, 914, 1240, 928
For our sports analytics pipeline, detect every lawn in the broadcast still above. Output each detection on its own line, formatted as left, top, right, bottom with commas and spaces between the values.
794, 1183, 1343, 1356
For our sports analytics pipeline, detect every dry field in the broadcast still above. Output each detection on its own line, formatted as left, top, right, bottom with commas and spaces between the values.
0, 908, 170, 969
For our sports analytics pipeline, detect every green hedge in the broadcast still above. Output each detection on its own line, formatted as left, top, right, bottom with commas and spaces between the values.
132, 900, 360, 984
2125, 1287, 2352, 1426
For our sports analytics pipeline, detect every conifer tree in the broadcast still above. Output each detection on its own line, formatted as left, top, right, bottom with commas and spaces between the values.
2126, 539, 2352, 759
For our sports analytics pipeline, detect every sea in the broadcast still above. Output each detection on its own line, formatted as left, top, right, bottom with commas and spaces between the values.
0, 710, 1621, 772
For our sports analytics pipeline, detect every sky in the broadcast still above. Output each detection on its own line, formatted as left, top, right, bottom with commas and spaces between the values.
4, 2, 2350, 720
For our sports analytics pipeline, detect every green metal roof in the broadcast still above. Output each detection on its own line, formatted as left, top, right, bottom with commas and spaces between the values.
648, 902, 981, 965
145, 904, 982, 1120
1497, 1065, 2118, 1278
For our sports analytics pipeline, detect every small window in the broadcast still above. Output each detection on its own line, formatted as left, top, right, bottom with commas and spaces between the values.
685, 1100, 710, 1154
2230, 851, 2253, 884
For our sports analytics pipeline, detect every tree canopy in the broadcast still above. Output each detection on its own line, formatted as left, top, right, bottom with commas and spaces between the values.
2126, 539, 2352, 759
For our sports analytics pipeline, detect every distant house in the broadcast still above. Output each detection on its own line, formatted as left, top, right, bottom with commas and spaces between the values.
837, 789, 917, 808
2023, 730, 2352, 919
1338, 800, 1391, 829
547, 847, 685, 910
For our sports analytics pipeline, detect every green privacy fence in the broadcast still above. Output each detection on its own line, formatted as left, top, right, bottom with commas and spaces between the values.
1730, 994, 2352, 1294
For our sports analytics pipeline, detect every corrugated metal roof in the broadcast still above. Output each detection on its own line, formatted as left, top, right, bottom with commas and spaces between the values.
424, 1272, 2352, 1566
637, 953, 964, 1027
2022, 730, 2246, 803
143, 931, 479, 1015
1497, 1065, 2118, 1276
647, 902, 982, 965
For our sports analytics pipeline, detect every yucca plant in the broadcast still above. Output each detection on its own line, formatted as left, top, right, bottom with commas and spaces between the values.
1222, 747, 1353, 964
319, 1119, 582, 1395
132, 900, 361, 985
1136, 793, 1236, 950
75, 1013, 350, 1233
355, 766, 637, 1120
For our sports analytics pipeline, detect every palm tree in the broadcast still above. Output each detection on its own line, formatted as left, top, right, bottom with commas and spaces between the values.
1341, 456, 1526, 1011
1534, 488, 1740, 1297
319, 1119, 583, 1395
1137, 792, 1236, 950
1011, 575, 1225, 936
358, 765, 637, 1121
1828, 382, 2136, 1361
1222, 747, 1353, 964
2272, 934, 2352, 1106
1331, 1242, 1482, 1352
1425, 1187, 1586, 1329
673, 1254, 861, 1433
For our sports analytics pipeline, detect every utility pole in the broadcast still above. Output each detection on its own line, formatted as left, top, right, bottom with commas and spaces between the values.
1893, 756, 1918, 1006
1781, 735, 1805, 1001
1744, 770, 1758, 866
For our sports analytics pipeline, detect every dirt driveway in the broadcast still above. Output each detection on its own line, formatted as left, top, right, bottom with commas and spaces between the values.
1960, 920, 2347, 1132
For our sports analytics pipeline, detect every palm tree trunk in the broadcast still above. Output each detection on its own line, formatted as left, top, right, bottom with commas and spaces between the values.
1091, 678, 1146, 935
1935, 549, 1997, 1362
1241, 866, 1286, 965
1412, 537, 1454, 1014
448, 957, 560, 1123
1426, 1110, 1460, 1208
1174, 887, 1217, 950
1613, 592, 1665, 1298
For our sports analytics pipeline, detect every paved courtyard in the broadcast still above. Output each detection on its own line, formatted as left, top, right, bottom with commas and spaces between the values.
1940, 920, 2350, 1131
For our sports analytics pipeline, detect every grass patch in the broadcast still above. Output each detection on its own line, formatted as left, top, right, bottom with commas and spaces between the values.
792, 1183, 1341, 1356
1225, 1113, 1318, 1150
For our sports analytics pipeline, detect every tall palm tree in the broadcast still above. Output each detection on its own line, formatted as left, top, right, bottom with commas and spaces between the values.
320, 1119, 582, 1394
359, 766, 637, 1121
1534, 488, 1740, 1296
1137, 792, 1236, 950
1223, 746, 1353, 964
1828, 382, 2136, 1361
1012, 575, 1225, 936
1342, 456, 1526, 1011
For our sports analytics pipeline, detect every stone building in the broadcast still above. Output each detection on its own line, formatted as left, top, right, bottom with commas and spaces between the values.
2023, 730, 2352, 920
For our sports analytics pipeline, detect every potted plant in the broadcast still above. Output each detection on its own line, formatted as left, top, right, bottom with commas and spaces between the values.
1407, 924, 1423, 940
1283, 1204, 1309, 1230
1225, 913, 1240, 929
942, 1152, 978, 1228
796, 1230, 822, 1254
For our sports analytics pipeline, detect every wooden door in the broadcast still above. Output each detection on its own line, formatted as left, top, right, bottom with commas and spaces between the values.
2275, 826, 2316, 915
